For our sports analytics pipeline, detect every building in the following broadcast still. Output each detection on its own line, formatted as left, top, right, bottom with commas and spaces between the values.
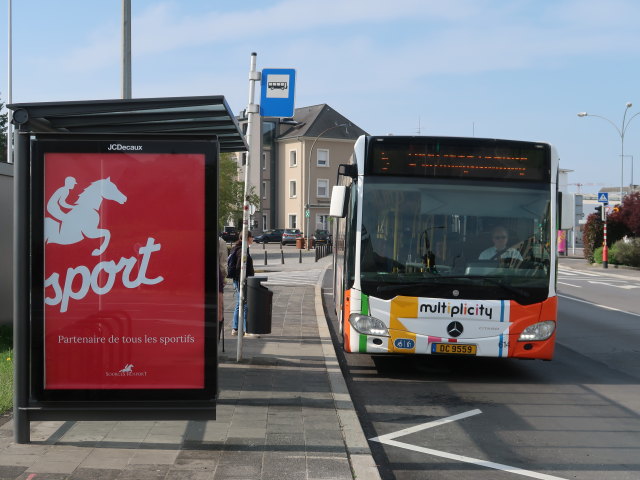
238, 104, 367, 234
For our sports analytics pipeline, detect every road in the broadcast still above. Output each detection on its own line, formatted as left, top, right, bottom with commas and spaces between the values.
322, 259, 640, 480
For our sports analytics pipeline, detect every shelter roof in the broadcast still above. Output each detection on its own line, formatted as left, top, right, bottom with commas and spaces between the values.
8, 95, 247, 152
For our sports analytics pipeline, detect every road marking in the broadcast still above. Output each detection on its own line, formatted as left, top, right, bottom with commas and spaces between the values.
558, 294, 640, 317
588, 280, 640, 289
558, 281, 581, 288
557, 269, 577, 276
559, 269, 600, 277
370, 410, 568, 480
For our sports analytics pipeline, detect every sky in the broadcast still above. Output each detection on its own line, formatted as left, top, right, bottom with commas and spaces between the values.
2, 0, 640, 194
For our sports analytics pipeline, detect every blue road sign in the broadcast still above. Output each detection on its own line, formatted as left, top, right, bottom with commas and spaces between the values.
598, 192, 609, 203
260, 68, 296, 117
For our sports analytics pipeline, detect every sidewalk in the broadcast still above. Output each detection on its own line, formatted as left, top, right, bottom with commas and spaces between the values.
0, 251, 381, 480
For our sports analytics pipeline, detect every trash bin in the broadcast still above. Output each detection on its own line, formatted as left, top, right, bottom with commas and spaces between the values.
296, 238, 305, 249
246, 276, 272, 334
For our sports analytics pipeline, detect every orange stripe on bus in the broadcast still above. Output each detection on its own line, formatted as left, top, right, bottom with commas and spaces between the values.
343, 289, 352, 352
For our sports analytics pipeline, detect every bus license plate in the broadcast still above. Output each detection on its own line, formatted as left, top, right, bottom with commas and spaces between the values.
431, 343, 477, 355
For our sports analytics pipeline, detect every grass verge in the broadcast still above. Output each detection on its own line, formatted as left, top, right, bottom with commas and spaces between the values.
0, 326, 13, 414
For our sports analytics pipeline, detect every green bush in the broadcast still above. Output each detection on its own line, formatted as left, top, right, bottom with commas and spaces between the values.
0, 326, 12, 414
592, 245, 621, 265
611, 238, 640, 267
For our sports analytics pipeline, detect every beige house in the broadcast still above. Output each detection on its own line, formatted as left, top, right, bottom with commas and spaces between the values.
239, 104, 367, 235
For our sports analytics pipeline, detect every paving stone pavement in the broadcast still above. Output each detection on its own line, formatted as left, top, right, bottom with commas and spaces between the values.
0, 252, 380, 480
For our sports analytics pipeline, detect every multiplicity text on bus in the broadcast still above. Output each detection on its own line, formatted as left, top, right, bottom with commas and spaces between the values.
329, 136, 559, 360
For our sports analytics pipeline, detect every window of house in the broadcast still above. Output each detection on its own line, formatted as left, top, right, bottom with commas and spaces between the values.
289, 214, 297, 229
317, 179, 329, 198
317, 149, 329, 167
262, 152, 267, 170
262, 215, 267, 231
262, 181, 267, 199
289, 150, 297, 167
289, 180, 297, 198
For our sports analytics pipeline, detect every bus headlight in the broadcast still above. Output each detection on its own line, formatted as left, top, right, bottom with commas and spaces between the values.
518, 321, 555, 341
349, 314, 389, 337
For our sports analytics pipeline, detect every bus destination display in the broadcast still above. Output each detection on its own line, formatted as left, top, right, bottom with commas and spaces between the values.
368, 137, 550, 181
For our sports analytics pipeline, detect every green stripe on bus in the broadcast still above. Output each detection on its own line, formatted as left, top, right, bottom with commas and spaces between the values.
361, 293, 369, 315
359, 334, 368, 352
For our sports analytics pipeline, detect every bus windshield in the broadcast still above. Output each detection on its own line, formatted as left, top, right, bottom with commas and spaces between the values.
359, 177, 552, 305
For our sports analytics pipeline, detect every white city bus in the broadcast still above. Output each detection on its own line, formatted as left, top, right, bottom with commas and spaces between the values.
330, 135, 559, 359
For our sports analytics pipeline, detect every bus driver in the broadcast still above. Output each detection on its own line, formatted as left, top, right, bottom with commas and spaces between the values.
478, 226, 523, 261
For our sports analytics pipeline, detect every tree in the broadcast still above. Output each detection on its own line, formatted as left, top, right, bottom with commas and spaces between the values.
0, 95, 7, 163
217, 153, 260, 230
582, 205, 629, 263
619, 191, 640, 237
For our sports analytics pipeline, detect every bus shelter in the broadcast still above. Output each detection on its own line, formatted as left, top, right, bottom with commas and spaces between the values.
8, 96, 247, 443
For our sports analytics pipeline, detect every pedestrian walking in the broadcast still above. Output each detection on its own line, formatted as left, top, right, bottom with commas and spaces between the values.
228, 232, 254, 336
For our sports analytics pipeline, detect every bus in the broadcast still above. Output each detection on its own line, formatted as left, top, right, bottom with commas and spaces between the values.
330, 135, 560, 360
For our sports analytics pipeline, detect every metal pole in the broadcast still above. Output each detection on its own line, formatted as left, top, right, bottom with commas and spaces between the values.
620, 125, 625, 202
6, 0, 13, 164
13, 129, 30, 443
237, 52, 260, 362
602, 207, 608, 269
121, 0, 132, 99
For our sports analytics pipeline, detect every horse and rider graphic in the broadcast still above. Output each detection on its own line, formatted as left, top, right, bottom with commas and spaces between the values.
44, 176, 127, 256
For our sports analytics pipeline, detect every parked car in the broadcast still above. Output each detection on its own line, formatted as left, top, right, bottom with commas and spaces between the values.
312, 229, 332, 246
281, 228, 303, 245
254, 229, 284, 244
220, 226, 239, 243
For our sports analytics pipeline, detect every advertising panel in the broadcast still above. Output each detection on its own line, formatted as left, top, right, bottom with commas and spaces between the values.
30, 137, 217, 403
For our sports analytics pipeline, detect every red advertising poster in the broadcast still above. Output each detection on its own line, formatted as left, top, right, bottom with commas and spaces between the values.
43, 151, 206, 390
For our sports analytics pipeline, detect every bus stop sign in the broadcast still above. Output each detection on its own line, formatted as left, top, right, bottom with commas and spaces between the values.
260, 68, 296, 117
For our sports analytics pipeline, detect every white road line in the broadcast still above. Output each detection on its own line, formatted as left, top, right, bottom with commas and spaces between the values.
379, 438, 568, 480
558, 294, 640, 317
557, 269, 577, 276
370, 410, 568, 480
588, 280, 640, 289
371, 409, 482, 442
558, 281, 581, 288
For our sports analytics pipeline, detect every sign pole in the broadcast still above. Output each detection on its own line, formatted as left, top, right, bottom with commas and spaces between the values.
237, 53, 260, 361
602, 204, 608, 269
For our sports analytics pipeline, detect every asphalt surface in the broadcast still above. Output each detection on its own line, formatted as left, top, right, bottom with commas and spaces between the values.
323, 254, 640, 480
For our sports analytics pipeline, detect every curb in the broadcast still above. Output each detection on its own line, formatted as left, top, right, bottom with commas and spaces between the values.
314, 268, 382, 480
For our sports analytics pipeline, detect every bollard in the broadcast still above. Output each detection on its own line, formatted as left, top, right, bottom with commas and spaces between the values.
299, 249, 302, 263
281, 249, 285, 264
264, 249, 267, 265
315, 247, 319, 262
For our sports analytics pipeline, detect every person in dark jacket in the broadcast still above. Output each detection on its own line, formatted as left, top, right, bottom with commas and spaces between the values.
230, 232, 254, 335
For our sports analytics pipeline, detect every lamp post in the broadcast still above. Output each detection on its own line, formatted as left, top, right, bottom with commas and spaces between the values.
305, 123, 348, 250
577, 102, 640, 202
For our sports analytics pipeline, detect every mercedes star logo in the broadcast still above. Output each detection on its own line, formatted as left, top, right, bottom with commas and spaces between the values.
447, 321, 464, 338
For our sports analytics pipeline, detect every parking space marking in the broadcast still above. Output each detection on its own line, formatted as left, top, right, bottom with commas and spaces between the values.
370, 410, 568, 480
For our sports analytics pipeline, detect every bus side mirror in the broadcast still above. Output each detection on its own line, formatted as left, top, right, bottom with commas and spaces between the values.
330, 186, 348, 218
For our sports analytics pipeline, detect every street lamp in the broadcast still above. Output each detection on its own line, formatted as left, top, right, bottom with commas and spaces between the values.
577, 102, 640, 202
305, 123, 348, 250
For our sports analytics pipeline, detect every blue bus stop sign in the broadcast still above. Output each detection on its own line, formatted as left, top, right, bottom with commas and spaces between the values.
260, 68, 296, 117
